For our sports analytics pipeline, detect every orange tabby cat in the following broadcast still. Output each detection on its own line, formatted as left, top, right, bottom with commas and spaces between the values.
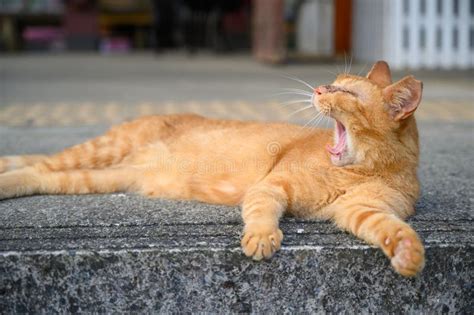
0, 61, 424, 276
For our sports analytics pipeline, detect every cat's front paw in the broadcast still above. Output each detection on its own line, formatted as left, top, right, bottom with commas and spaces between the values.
384, 229, 425, 277
241, 224, 283, 261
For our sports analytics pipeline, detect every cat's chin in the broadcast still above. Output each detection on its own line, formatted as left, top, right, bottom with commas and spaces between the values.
330, 152, 354, 166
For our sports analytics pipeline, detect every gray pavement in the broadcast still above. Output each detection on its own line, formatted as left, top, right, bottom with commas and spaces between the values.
1, 53, 473, 106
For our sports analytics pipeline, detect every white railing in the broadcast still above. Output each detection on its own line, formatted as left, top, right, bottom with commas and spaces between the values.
296, 0, 334, 56
353, 0, 474, 69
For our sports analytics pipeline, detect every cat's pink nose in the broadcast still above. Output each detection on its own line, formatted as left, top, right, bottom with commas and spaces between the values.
315, 86, 323, 95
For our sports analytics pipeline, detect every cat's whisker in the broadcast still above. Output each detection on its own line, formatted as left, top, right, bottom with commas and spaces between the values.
344, 52, 348, 74
280, 74, 315, 91
348, 54, 353, 74
324, 116, 332, 129
287, 105, 315, 118
321, 68, 338, 77
308, 116, 325, 132
271, 93, 313, 99
319, 116, 326, 129
312, 114, 325, 128
307, 116, 319, 128
356, 60, 369, 77
279, 99, 313, 106
280, 88, 314, 95
301, 112, 323, 129
281, 87, 313, 93
273, 91, 313, 97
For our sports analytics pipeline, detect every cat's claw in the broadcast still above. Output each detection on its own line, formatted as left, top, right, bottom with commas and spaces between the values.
388, 230, 425, 277
241, 225, 283, 261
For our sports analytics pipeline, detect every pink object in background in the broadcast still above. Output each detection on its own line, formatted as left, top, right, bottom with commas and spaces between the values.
23, 27, 64, 42
100, 37, 131, 54
22, 26, 65, 51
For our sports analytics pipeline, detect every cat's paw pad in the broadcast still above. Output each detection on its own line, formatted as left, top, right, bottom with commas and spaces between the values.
241, 225, 283, 261
388, 230, 425, 277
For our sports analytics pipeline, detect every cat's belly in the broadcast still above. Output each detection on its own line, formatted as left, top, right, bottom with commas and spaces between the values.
127, 141, 269, 205
130, 119, 333, 205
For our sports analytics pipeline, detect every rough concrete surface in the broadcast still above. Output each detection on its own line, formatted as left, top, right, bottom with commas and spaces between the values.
0, 121, 473, 313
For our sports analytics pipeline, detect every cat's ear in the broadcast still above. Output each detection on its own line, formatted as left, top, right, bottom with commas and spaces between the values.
384, 75, 423, 121
367, 61, 392, 87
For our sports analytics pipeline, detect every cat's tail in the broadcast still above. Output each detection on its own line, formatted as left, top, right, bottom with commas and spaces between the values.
0, 130, 132, 173
0, 167, 138, 200
0, 155, 48, 174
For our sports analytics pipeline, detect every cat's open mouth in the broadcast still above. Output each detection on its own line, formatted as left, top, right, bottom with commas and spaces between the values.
326, 120, 347, 160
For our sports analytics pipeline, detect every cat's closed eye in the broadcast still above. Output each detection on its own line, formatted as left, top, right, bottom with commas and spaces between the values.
316, 85, 356, 96
342, 88, 357, 96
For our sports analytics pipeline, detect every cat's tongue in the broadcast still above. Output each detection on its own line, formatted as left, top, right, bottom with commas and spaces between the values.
326, 121, 346, 157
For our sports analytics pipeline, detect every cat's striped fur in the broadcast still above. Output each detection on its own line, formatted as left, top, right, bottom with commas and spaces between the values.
0, 61, 425, 276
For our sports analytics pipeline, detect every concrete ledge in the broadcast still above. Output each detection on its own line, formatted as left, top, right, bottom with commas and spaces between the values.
0, 122, 473, 313
1, 240, 471, 313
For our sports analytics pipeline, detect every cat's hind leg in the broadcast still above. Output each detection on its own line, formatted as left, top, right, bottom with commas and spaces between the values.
0, 155, 48, 174
1, 115, 196, 174
0, 166, 140, 200
35, 131, 134, 172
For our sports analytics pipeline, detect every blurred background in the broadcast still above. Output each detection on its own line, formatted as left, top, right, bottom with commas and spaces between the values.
0, 0, 472, 127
